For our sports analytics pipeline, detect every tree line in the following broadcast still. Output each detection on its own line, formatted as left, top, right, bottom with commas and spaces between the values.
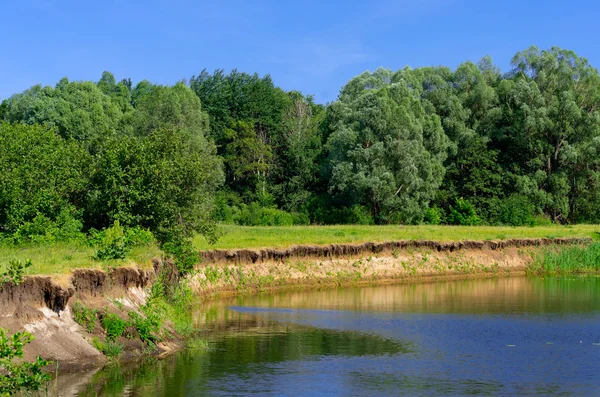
1, 45, 600, 247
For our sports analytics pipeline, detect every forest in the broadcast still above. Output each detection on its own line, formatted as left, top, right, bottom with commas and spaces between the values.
1, 45, 600, 251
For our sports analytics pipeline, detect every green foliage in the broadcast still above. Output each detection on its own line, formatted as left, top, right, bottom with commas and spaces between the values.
424, 206, 444, 225
448, 199, 480, 226
0, 328, 51, 395
161, 238, 200, 276
0, 259, 32, 286
234, 203, 294, 226
2, 45, 600, 237
128, 312, 158, 345
92, 338, 124, 358
326, 68, 449, 224
530, 243, 600, 274
93, 221, 129, 260
0, 122, 90, 242
72, 302, 98, 333
101, 312, 128, 341
498, 195, 537, 226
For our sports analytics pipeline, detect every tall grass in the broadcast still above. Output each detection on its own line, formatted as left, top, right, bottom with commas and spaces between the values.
529, 243, 600, 274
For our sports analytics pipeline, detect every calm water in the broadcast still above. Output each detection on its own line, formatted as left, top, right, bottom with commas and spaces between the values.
73, 276, 600, 396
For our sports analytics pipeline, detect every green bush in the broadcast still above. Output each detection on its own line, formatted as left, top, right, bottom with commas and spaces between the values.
128, 312, 159, 345
1, 259, 32, 286
72, 302, 98, 333
92, 338, 124, 358
498, 194, 536, 226
0, 328, 51, 395
234, 203, 296, 226
101, 312, 128, 341
162, 238, 200, 276
448, 198, 480, 226
93, 221, 129, 261
424, 206, 444, 225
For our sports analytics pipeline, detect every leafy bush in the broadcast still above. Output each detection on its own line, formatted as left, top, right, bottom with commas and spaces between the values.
0, 259, 32, 286
345, 205, 375, 225
72, 302, 98, 333
498, 194, 536, 226
93, 221, 129, 261
447, 198, 480, 226
424, 206, 444, 225
291, 212, 310, 225
162, 238, 200, 276
92, 338, 124, 358
128, 312, 159, 345
234, 203, 295, 226
0, 328, 51, 395
101, 312, 128, 341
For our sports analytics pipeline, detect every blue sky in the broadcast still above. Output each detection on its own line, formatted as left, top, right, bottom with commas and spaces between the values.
2, 0, 599, 103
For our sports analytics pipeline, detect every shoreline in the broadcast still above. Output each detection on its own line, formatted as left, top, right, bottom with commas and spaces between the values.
0, 237, 593, 375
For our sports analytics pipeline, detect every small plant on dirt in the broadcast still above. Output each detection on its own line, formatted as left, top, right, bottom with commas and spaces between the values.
0, 328, 51, 395
72, 302, 98, 333
204, 267, 220, 283
101, 312, 128, 341
92, 337, 124, 358
128, 312, 158, 346
0, 259, 32, 286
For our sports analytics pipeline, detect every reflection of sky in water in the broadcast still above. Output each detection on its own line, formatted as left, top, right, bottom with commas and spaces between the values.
77, 276, 600, 397
221, 303, 600, 396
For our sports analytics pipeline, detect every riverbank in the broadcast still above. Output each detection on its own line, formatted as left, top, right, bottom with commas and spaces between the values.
2, 224, 598, 276
0, 237, 594, 376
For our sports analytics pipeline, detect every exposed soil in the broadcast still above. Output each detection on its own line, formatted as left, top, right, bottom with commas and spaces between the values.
199, 237, 590, 265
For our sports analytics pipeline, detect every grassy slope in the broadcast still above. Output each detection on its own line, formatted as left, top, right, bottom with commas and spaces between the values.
1, 224, 598, 275
192, 224, 600, 250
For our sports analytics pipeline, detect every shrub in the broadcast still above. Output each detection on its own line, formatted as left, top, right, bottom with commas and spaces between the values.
234, 203, 295, 226
92, 338, 124, 358
162, 238, 200, 276
0, 259, 32, 286
93, 221, 129, 261
448, 198, 480, 226
72, 302, 98, 333
128, 312, 159, 345
0, 328, 51, 395
101, 312, 128, 341
424, 206, 444, 225
498, 194, 536, 226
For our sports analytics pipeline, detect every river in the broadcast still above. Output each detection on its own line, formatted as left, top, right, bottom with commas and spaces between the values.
73, 276, 600, 396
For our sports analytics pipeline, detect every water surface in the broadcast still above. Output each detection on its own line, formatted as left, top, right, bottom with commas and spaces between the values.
76, 276, 600, 396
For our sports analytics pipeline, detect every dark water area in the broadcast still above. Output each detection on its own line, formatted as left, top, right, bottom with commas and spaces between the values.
75, 276, 600, 396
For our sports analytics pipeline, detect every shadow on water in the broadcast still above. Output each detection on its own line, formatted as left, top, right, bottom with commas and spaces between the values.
75, 321, 412, 397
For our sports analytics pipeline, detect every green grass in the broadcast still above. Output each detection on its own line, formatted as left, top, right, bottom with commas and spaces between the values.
530, 242, 600, 274
1, 224, 598, 276
192, 224, 600, 250
0, 241, 161, 276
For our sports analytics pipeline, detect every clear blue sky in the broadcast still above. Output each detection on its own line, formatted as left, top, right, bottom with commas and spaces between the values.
2, 0, 599, 104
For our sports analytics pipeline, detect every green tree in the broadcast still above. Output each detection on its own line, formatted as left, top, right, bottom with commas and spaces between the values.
326, 68, 449, 223
0, 122, 90, 241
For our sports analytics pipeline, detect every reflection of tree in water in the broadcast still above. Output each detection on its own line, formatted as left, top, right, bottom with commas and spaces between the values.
76, 326, 412, 397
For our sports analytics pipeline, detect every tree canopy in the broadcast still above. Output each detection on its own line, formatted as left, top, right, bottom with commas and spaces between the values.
2, 45, 600, 240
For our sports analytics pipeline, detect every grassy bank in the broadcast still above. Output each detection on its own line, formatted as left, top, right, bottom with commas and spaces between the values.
1, 224, 598, 276
193, 224, 600, 250
530, 243, 600, 274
